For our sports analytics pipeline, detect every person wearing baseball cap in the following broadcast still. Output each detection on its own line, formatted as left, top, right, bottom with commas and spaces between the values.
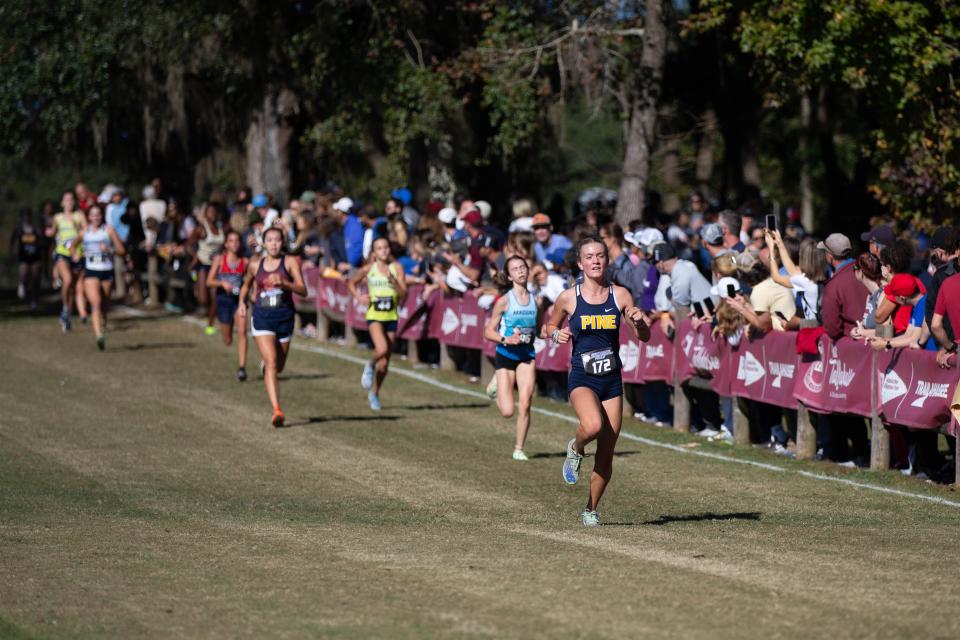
531, 213, 572, 269
332, 196, 364, 267
925, 226, 960, 346
817, 230, 868, 342
652, 241, 713, 334
860, 224, 895, 257
442, 208, 486, 285
622, 229, 660, 312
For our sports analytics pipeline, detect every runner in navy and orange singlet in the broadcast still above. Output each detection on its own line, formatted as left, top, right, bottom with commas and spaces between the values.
544, 235, 651, 527
237, 227, 307, 427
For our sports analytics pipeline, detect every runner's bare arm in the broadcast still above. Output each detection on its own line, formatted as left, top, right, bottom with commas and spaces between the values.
347, 264, 370, 298
543, 288, 573, 344
283, 256, 308, 297
206, 259, 223, 289
390, 262, 407, 300
484, 295, 511, 344
615, 285, 650, 342
237, 257, 258, 317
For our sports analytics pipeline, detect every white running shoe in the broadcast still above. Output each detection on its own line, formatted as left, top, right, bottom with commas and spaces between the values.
697, 427, 721, 438
581, 509, 600, 527
512, 449, 528, 461
361, 362, 374, 390
486, 376, 498, 400
368, 390, 381, 411
562, 438, 583, 485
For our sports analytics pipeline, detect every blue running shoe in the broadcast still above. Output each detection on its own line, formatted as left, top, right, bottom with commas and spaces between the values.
581, 509, 599, 527
562, 438, 582, 485
361, 362, 374, 390
368, 390, 381, 411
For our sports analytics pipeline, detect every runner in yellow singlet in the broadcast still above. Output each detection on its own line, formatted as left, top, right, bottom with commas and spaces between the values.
45, 190, 88, 332
348, 237, 406, 411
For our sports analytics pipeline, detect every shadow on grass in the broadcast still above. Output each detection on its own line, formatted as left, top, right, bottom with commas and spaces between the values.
113, 341, 196, 351
528, 450, 643, 460
287, 415, 402, 427
279, 373, 330, 381
397, 402, 490, 411
602, 511, 762, 527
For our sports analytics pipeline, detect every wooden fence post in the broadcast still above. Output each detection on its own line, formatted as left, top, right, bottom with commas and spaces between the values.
870, 338, 891, 470
113, 256, 126, 299
440, 345, 456, 371
146, 254, 159, 308
673, 307, 691, 433
480, 353, 495, 388
316, 312, 330, 342
795, 402, 817, 460
733, 399, 751, 445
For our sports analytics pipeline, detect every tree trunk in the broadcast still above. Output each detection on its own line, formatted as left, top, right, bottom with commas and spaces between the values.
660, 132, 682, 214
695, 108, 718, 199
799, 92, 815, 230
245, 89, 297, 205
614, 0, 667, 227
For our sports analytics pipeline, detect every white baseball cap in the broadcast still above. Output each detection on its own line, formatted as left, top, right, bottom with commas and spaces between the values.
332, 197, 354, 213
710, 276, 742, 299
475, 200, 492, 220
438, 207, 457, 224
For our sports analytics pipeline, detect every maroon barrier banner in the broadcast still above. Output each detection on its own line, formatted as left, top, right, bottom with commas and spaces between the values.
345, 283, 369, 330
620, 323, 673, 383
295, 265, 319, 308
877, 348, 960, 429
535, 335, 572, 372
396, 284, 430, 340
729, 330, 799, 409
676, 321, 731, 395
794, 336, 873, 417
427, 293, 486, 350
317, 278, 351, 317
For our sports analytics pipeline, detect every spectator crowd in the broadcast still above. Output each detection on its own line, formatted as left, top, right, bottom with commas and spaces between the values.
10, 179, 958, 482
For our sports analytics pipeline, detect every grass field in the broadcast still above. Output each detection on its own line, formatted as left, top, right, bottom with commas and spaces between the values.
2, 305, 959, 639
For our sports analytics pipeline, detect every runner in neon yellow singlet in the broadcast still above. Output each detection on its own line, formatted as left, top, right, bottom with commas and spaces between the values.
45, 190, 88, 332
348, 236, 407, 411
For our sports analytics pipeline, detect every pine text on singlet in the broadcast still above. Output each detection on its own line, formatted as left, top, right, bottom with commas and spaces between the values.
569, 284, 621, 376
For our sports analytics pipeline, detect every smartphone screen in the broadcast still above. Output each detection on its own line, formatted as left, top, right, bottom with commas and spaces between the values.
727, 283, 737, 298
774, 310, 788, 321
704, 298, 716, 315
765, 214, 777, 231
693, 301, 705, 318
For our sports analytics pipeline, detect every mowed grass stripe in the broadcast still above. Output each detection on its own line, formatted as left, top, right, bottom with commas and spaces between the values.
0, 314, 957, 638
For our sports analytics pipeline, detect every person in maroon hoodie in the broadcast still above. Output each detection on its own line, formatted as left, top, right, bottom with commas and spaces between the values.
817, 232, 870, 466
818, 233, 868, 340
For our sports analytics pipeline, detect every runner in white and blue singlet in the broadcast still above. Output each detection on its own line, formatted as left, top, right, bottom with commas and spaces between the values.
71, 203, 125, 350
483, 256, 541, 460
544, 236, 651, 527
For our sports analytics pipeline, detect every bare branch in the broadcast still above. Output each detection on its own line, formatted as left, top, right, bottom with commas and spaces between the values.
407, 29, 425, 70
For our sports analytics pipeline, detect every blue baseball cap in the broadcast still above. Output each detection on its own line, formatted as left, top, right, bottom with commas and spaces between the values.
252, 194, 268, 208
391, 187, 412, 206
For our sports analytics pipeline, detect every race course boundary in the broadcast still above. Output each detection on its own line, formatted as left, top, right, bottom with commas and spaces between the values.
172, 313, 960, 510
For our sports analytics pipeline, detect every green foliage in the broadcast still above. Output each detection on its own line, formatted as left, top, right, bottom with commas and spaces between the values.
696, 0, 960, 218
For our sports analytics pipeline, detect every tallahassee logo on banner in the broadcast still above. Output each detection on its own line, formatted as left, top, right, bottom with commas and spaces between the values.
620, 340, 640, 373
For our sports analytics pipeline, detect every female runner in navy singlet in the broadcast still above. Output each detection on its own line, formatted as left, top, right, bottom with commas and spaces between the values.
543, 235, 650, 526
237, 227, 306, 427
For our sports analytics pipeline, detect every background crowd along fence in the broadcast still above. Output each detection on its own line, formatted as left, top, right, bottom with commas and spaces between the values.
300, 271, 960, 475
